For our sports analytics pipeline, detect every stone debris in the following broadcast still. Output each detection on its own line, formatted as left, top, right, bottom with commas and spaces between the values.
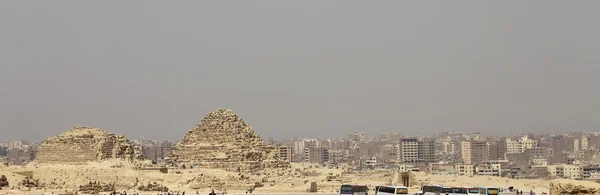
0, 175, 8, 188
35, 126, 143, 164
19, 177, 40, 188
168, 108, 289, 171
550, 182, 599, 194
137, 182, 169, 192
79, 181, 115, 194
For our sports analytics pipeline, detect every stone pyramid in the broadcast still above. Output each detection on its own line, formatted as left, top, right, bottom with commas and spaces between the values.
168, 108, 288, 171
35, 126, 143, 164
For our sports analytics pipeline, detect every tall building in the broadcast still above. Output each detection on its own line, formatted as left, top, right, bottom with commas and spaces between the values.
293, 138, 319, 154
506, 139, 521, 154
461, 141, 472, 164
443, 140, 456, 153
470, 141, 489, 164
276, 145, 292, 162
349, 131, 366, 143
418, 139, 436, 163
328, 149, 346, 164
461, 141, 489, 164
401, 138, 435, 163
488, 141, 507, 160
574, 136, 589, 152
305, 147, 329, 164
401, 138, 419, 163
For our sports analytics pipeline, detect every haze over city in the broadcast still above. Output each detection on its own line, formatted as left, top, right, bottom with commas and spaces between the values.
1, 1, 600, 142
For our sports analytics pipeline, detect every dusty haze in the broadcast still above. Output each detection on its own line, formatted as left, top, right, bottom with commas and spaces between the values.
1, 1, 599, 141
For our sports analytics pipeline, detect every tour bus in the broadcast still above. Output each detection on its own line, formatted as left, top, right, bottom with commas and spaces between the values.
467, 187, 480, 195
477, 187, 499, 195
376, 186, 409, 195
340, 184, 369, 195
422, 185, 451, 195
451, 187, 467, 195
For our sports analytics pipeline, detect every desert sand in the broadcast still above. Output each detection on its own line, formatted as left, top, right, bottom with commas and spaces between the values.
2, 161, 600, 195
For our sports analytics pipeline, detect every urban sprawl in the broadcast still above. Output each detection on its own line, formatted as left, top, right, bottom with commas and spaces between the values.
3, 130, 600, 180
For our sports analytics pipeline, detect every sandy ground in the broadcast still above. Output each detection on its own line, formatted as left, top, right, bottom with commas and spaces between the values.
1, 161, 600, 195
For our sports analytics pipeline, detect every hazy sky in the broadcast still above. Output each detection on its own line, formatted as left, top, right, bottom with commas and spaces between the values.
1, 1, 600, 142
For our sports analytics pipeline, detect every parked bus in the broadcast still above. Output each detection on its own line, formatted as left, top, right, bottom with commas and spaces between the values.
478, 187, 499, 195
376, 186, 408, 195
340, 184, 369, 195
422, 185, 453, 195
442, 187, 453, 195
467, 187, 480, 195
451, 187, 467, 195
422, 185, 443, 195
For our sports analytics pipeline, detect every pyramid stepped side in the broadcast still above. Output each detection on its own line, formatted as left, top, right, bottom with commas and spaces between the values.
35, 126, 143, 164
168, 109, 289, 171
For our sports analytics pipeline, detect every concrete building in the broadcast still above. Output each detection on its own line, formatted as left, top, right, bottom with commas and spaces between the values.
364, 156, 377, 168
574, 136, 589, 152
461, 141, 489, 164
442, 140, 456, 154
7, 140, 26, 151
488, 141, 507, 160
276, 145, 292, 162
401, 138, 419, 163
380, 144, 398, 163
461, 141, 472, 164
418, 139, 436, 163
328, 149, 346, 164
454, 164, 475, 176
305, 147, 329, 164
429, 162, 457, 175
294, 138, 319, 154
547, 164, 581, 179
349, 131, 366, 143
470, 141, 489, 164
401, 138, 435, 163
506, 139, 521, 154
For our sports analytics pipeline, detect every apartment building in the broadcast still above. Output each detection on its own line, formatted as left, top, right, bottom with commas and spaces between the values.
305, 147, 329, 164
277, 145, 293, 162
461, 141, 489, 164
401, 138, 435, 163
454, 164, 475, 176
547, 164, 582, 179
328, 149, 346, 164
294, 138, 320, 154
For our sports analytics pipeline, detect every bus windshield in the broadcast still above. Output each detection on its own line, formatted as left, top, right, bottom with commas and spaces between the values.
469, 189, 479, 194
341, 185, 367, 194
341, 186, 353, 194
453, 188, 467, 194
442, 188, 452, 193
396, 188, 408, 194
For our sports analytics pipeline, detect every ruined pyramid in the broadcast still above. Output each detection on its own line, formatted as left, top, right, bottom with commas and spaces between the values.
35, 126, 143, 164
168, 108, 289, 171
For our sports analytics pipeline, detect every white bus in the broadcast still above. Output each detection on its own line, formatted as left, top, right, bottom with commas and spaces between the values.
375, 186, 408, 195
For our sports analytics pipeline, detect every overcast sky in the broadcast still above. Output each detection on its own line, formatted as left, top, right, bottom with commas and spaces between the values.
1, 1, 600, 142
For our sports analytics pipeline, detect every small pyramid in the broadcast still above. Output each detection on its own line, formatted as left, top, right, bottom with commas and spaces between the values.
169, 108, 287, 170
35, 126, 143, 164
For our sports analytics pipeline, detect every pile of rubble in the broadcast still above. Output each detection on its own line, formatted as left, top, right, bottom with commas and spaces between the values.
35, 126, 143, 164
0, 175, 8, 188
79, 181, 114, 194
137, 182, 169, 192
550, 182, 599, 194
19, 177, 40, 188
168, 108, 289, 171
